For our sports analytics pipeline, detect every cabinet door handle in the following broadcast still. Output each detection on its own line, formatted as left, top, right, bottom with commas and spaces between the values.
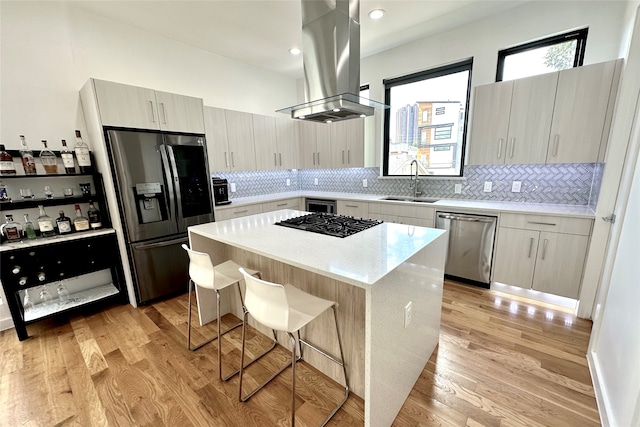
224, 152, 229, 168
231, 152, 235, 167
149, 101, 156, 123
160, 102, 167, 124
348, 149, 351, 164
274, 153, 278, 166
509, 137, 515, 158
541, 239, 548, 260
497, 138, 503, 159
527, 221, 557, 226
279, 153, 282, 166
342, 150, 345, 164
234, 209, 248, 214
345, 204, 358, 208
276, 203, 287, 207
312, 152, 316, 165
528, 237, 534, 258
317, 152, 320, 165
552, 135, 559, 157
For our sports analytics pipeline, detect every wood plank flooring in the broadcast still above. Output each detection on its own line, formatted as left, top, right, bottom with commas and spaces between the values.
0, 280, 599, 426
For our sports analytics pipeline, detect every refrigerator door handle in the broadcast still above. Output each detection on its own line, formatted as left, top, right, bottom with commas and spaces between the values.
133, 235, 188, 251
164, 144, 184, 223
159, 144, 178, 223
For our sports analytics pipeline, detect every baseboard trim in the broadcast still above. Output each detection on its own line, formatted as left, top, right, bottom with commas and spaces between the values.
587, 350, 610, 427
0, 316, 15, 332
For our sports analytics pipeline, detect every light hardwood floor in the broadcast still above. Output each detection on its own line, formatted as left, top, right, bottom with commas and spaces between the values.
0, 280, 599, 426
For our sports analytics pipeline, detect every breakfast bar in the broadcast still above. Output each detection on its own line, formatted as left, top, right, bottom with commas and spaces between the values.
188, 209, 448, 426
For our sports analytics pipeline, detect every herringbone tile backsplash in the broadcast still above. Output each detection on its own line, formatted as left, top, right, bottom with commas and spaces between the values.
212, 163, 602, 206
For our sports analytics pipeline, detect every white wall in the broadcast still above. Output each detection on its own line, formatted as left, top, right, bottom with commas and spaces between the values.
360, 0, 629, 166
0, 1, 297, 150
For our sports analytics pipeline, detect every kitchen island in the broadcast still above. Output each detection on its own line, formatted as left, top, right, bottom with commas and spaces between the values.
188, 209, 448, 427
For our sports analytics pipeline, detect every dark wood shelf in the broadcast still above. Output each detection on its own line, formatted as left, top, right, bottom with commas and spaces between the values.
0, 195, 96, 211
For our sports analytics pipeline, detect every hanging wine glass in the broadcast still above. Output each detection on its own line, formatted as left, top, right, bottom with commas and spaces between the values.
56, 281, 70, 302
39, 285, 53, 307
23, 289, 34, 311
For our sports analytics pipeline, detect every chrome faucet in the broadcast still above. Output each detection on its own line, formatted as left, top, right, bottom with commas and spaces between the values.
409, 159, 422, 198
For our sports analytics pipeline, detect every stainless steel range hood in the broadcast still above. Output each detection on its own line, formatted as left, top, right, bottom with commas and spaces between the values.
277, 0, 387, 123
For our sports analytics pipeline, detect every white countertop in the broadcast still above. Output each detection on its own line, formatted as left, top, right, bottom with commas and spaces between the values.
189, 209, 447, 288
218, 191, 596, 219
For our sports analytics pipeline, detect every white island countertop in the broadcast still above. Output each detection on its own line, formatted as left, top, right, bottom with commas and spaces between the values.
188, 209, 447, 289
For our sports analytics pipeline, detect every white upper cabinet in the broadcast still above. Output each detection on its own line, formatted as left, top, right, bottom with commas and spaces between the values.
92, 79, 204, 133
468, 80, 513, 165
547, 59, 621, 163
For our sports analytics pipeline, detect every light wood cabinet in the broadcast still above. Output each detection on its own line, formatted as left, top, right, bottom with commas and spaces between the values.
331, 119, 365, 167
337, 200, 368, 218
547, 60, 621, 163
299, 121, 332, 169
315, 124, 332, 168
214, 203, 262, 221
493, 213, 592, 299
368, 202, 434, 227
275, 118, 300, 169
204, 106, 230, 172
225, 110, 256, 171
91, 79, 204, 133
262, 198, 301, 212
253, 115, 278, 170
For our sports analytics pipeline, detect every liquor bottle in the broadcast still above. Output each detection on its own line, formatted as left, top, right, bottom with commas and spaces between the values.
72, 204, 90, 231
39, 140, 58, 174
19, 135, 37, 175
0, 144, 16, 176
36, 205, 55, 237
56, 210, 73, 235
1, 214, 23, 242
60, 139, 76, 174
74, 130, 92, 174
87, 200, 102, 229
23, 214, 37, 240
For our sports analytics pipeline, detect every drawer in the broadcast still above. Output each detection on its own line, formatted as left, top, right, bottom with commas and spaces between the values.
368, 202, 435, 220
214, 203, 262, 221
262, 198, 300, 212
499, 213, 593, 236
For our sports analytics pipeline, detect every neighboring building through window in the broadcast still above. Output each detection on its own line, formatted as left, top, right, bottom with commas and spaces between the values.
383, 59, 472, 177
497, 28, 588, 81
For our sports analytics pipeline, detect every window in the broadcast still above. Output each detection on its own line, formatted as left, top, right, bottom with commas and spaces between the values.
382, 59, 472, 177
497, 28, 588, 82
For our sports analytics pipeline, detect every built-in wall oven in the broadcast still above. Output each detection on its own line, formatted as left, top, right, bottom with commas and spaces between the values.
305, 198, 337, 213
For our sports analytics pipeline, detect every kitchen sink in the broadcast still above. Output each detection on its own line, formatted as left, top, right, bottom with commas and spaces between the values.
381, 196, 440, 203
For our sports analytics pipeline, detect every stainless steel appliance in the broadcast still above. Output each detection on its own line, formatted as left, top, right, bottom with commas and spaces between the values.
212, 177, 231, 206
305, 198, 337, 213
435, 211, 497, 288
105, 129, 214, 304
275, 212, 382, 238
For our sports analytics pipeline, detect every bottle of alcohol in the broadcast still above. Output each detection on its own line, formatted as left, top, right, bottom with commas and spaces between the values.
72, 204, 90, 232
1, 214, 23, 242
19, 135, 37, 175
0, 144, 16, 176
87, 200, 102, 229
39, 140, 58, 174
56, 210, 73, 235
74, 130, 92, 174
23, 213, 37, 240
60, 139, 76, 174
36, 205, 55, 237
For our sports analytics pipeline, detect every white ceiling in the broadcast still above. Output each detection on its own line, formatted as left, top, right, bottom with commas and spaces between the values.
68, 0, 529, 79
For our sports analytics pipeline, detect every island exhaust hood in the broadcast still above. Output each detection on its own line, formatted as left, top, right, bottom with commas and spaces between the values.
277, 0, 388, 123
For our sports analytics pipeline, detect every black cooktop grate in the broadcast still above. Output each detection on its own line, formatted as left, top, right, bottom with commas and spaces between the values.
275, 212, 383, 238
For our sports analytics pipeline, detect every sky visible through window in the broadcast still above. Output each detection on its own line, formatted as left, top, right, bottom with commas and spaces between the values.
502, 40, 578, 81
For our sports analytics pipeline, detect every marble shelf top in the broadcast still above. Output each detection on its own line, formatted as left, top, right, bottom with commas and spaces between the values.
188, 209, 447, 289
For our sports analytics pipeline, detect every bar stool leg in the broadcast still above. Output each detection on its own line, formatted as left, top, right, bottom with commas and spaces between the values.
289, 332, 298, 427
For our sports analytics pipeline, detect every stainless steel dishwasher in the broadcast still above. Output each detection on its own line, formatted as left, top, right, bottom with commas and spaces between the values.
435, 211, 498, 288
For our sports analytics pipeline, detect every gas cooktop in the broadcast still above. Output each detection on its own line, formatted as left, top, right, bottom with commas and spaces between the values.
275, 212, 383, 238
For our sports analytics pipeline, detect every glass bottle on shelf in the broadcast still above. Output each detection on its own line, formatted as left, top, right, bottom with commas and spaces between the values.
36, 205, 55, 237
0, 144, 16, 176
39, 140, 58, 174
19, 135, 37, 175
88, 200, 102, 229
56, 210, 73, 235
72, 204, 90, 231
1, 214, 23, 242
23, 214, 37, 240
74, 130, 92, 174
0, 181, 9, 202
60, 139, 76, 174
56, 281, 70, 302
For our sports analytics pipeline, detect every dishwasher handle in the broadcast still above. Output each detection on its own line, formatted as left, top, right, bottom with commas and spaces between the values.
437, 213, 495, 223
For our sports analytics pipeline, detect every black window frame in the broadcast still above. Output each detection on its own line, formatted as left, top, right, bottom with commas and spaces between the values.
382, 58, 473, 177
496, 28, 588, 82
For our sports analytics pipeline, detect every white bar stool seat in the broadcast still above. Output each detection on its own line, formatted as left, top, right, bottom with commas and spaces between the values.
237, 268, 349, 427
182, 244, 277, 381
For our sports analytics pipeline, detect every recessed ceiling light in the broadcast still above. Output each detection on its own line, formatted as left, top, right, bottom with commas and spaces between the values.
289, 47, 301, 55
326, 120, 333, 124
333, 108, 341, 112
368, 9, 385, 20
298, 116, 306, 119
360, 114, 366, 118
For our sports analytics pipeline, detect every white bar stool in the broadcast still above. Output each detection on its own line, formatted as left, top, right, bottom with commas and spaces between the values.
237, 268, 350, 427
182, 244, 277, 381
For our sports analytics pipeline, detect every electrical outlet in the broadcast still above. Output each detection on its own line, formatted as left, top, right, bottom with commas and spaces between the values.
454, 183, 462, 194
483, 181, 492, 192
404, 301, 413, 328
230, 182, 237, 192
286, 178, 290, 186
314, 178, 318, 186
511, 181, 522, 193
362, 179, 368, 188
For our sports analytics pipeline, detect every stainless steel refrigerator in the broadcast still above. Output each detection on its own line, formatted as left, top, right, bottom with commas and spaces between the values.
105, 129, 214, 304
